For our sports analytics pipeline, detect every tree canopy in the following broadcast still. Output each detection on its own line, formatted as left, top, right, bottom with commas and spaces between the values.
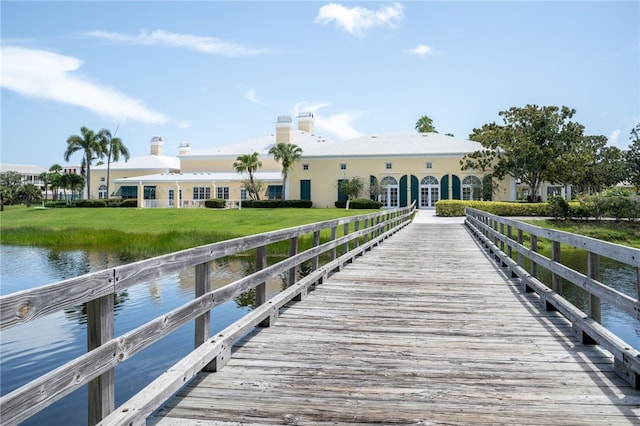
99, 128, 129, 198
64, 126, 104, 199
461, 104, 602, 197
415, 115, 438, 133
233, 152, 263, 200
627, 123, 640, 189
269, 143, 303, 200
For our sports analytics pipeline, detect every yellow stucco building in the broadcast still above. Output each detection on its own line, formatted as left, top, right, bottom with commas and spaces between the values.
91, 113, 517, 208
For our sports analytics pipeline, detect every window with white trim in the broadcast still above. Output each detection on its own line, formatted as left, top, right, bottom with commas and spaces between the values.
340, 163, 347, 170
385, 162, 392, 170
302, 164, 309, 171
425, 162, 433, 169
216, 186, 229, 200
193, 187, 210, 200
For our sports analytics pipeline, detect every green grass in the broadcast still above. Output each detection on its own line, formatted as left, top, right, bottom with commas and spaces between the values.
0, 205, 376, 258
523, 218, 640, 249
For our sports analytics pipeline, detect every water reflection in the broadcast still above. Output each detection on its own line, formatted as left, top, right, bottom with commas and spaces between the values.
0, 245, 285, 426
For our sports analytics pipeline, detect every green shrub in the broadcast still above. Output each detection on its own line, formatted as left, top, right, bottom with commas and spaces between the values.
119, 199, 138, 208
334, 198, 382, 209
75, 199, 107, 208
548, 196, 570, 219
44, 201, 72, 208
435, 200, 549, 217
241, 199, 313, 208
204, 198, 227, 208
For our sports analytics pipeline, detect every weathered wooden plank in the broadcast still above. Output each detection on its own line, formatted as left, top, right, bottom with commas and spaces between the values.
150, 222, 640, 426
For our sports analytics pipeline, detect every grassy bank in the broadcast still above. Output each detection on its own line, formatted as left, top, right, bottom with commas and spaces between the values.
524, 218, 640, 248
0, 206, 375, 258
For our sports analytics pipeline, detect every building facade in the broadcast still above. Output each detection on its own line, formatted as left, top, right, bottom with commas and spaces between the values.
90, 113, 519, 208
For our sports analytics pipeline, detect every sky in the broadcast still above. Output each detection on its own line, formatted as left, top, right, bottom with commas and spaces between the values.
1, 1, 639, 169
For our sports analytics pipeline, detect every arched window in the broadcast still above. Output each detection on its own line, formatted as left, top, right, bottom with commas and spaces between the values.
419, 176, 439, 208
380, 176, 398, 207
98, 185, 107, 199
462, 176, 482, 201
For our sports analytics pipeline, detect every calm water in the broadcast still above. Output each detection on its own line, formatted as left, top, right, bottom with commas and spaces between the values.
1, 244, 639, 425
0, 245, 285, 426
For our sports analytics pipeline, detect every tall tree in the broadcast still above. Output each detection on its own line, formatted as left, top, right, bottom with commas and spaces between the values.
269, 143, 303, 200
48, 164, 63, 201
461, 105, 588, 199
0, 170, 23, 209
233, 152, 263, 200
627, 123, 640, 190
64, 126, 104, 199
99, 128, 130, 199
415, 115, 438, 133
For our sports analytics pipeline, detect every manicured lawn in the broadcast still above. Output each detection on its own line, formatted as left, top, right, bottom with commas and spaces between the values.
0, 205, 376, 257
523, 218, 640, 248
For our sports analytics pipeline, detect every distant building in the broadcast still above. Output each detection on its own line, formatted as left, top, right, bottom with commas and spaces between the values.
90, 113, 523, 208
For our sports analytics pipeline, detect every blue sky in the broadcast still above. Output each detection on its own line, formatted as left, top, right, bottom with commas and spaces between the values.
1, 1, 639, 169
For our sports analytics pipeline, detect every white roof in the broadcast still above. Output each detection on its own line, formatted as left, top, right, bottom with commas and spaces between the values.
182, 131, 481, 160
113, 171, 282, 184
93, 155, 180, 171
182, 130, 337, 158
0, 163, 48, 174
303, 133, 483, 158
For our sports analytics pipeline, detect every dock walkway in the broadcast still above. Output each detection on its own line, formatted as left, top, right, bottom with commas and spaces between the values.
150, 216, 640, 425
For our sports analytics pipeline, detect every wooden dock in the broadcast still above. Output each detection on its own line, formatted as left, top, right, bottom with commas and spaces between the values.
150, 221, 640, 425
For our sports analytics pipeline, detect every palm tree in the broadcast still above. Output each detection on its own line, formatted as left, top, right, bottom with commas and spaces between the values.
233, 152, 263, 200
268, 143, 303, 200
415, 115, 438, 133
68, 174, 85, 200
99, 128, 130, 199
64, 126, 104, 199
48, 164, 63, 201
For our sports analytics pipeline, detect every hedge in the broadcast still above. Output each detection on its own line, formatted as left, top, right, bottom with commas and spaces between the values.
435, 200, 549, 217
75, 200, 107, 208
240, 199, 313, 208
334, 198, 383, 209
204, 198, 227, 208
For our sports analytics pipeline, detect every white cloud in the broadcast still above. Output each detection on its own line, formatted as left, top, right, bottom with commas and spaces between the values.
315, 2, 404, 37
86, 30, 270, 56
245, 88, 266, 106
608, 129, 621, 147
408, 44, 434, 56
0, 46, 167, 124
293, 101, 363, 140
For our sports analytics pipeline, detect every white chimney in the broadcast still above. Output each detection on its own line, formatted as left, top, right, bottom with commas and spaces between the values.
275, 115, 293, 144
178, 142, 191, 155
297, 111, 314, 134
150, 136, 163, 156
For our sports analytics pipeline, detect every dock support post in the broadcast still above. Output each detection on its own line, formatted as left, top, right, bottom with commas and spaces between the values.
87, 293, 115, 425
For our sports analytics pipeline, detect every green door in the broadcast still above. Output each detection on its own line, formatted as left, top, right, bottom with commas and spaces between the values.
400, 175, 408, 207
410, 175, 419, 206
440, 175, 449, 200
452, 175, 461, 200
337, 179, 348, 202
300, 180, 311, 201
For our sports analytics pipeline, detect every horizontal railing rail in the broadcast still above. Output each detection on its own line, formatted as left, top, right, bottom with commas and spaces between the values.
465, 207, 640, 389
0, 203, 415, 426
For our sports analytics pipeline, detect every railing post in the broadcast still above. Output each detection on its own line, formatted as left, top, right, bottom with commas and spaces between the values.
517, 229, 524, 267
507, 225, 513, 259
343, 223, 350, 255
363, 218, 369, 244
194, 262, 210, 348
551, 241, 562, 294
312, 230, 321, 271
530, 234, 538, 279
288, 237, 298, 287
330, 226, 337, 261
354, 221, 360, 249
255, 245, 271, 327
87, 294, 114, 425
587, 252, 602, 323
499, 223, 505, 253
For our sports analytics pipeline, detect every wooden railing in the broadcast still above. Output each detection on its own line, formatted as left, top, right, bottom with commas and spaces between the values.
0, 204, 415, 426
465, 207, 640, 389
